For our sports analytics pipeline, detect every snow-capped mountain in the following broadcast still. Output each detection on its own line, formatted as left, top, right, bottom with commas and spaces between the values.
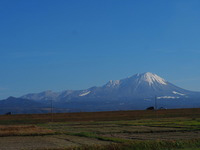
2, 72, 200, 114
19, 72, 200, 111
21, 72, 193, 100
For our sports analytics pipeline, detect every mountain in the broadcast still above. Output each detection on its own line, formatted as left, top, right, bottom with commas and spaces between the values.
18, 72, 200, 113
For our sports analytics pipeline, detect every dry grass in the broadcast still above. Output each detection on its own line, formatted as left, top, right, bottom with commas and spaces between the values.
0, 125, 55, 136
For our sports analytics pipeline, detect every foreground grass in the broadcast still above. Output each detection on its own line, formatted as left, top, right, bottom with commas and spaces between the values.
37, 117, 200, 150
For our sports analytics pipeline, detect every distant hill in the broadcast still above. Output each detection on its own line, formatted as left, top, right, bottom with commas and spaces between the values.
0, 97, 48, 114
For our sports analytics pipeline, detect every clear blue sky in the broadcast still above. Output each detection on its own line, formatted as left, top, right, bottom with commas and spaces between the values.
0, 0, 200, 99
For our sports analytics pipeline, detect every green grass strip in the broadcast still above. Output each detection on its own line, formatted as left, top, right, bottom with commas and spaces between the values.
66, 132, 130, 143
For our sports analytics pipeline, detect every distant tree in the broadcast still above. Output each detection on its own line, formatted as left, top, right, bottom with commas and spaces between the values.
146, 106, 154, 110
5, 112, 12, 115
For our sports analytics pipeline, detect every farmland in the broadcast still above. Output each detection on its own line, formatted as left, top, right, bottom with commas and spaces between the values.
0, 108, 200, 150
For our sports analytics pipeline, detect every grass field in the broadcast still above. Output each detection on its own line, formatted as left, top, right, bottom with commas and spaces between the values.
0, 108, 200, 150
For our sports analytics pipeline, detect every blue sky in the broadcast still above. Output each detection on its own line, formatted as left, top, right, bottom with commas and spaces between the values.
0, 0, 200, 99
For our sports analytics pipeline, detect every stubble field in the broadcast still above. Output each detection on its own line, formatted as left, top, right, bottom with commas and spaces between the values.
0, 108, 200, 150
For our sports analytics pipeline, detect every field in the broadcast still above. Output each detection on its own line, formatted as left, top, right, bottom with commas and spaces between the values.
0, 108, 200, 150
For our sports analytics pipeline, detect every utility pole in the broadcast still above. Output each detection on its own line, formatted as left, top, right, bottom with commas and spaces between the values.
51, 99, 53, 122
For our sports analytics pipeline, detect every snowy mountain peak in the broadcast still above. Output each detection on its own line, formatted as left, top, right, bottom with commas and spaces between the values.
139, 72, 167, 85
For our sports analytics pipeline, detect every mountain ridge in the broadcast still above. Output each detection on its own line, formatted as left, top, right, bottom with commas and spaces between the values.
1, 72, 200, 114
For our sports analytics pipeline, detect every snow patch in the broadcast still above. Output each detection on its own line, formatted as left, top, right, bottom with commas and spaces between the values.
144, 99, 151, 101
172, 91, 185, 96
79, 91, 91, 96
